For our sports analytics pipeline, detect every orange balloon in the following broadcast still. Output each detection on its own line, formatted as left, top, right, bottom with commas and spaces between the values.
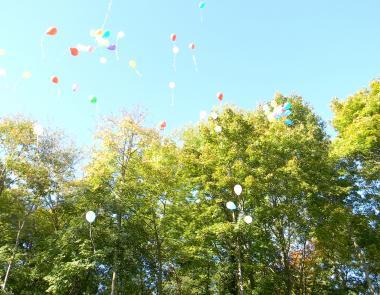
70, 47, 79, 56
46, 27, 58, 36
51, 76, 59, 84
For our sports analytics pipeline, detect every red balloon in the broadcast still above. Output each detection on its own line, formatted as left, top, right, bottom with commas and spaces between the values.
160, 121, 167, 130
170, 33, 177, 42
217, 92, 224, 101
46, 27, 58, 36
70, 47, 79, 56
51, 76, 59, 84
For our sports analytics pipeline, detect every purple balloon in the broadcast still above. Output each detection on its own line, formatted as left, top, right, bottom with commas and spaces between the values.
107, 45, 116, 51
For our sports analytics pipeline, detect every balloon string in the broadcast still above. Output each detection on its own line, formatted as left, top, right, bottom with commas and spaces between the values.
101, 0, 113, 30
115, 39, 120, 60
171, 90, 175, 106
135, 69, 142, 78
192, 55, 198, 72
89, 224, 96, 254
173, 55, 177, 72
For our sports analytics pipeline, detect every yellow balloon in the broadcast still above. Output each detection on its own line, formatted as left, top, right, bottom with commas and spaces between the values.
22, 71, 32, 79
0, 48, 5, 56
129, 60, 137, 69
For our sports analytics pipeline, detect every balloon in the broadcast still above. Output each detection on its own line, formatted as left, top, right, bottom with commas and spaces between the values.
243, 215, 253, 224
170, 33, 177, 42
96, 37, 110, 47
46, 27, 57, 36
283, 102, 292, 110
22, 71, 32, 79
129, 60, 137, 69
200, 111, 207, 120
51, 76, 59, 84
172, 46, 180, 55
117, 31, 125, 39
88, 46, 96, 53
160, 120, 167, 130
217, 92, 224, 101
214, 125, 222, 133
89, 96, 97, 104
33, 124, 44, 136
210, 112, 218, 120
168, 81, 176, 89
95, 29, 104, 37
283, 110, 292, 117
100, 57, 107, 64
199, 1, 206, 9
107, 44, 116, 51
284, 119, 293, 126
0, 69, 7, 77
102, 30, 111, 38
234, 184, 242, 196
188, 42, 196, 50
77, 44, 89, 52
263, 104, 270, 113
70, 47, 79, 56
72, 83, 79, 92
226, 201, 236, 210
85, 211, 96, 223
0, 49, 5, 56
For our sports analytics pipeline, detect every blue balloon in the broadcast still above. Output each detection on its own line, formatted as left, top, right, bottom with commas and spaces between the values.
103, 31, 111, 38
284, 119, 293, 126
284, 110, 292, 117
283, 102, 292, 110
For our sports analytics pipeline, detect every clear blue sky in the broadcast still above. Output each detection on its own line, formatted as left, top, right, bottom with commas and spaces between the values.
1, 0, 379, 146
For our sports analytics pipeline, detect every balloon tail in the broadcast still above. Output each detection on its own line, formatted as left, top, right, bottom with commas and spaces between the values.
89, 224, 96, 254
101, 0, 113, 29
115, 40, 120, 60
171, 90, 175, 107
57, 87, 62, 97
173, 55, 177, 72
192, 55, 198, 72
135, 69, 142, 78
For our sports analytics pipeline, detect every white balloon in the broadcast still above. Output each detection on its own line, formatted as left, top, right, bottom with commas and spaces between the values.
226, 201, 236, 210
72, 83, 80, 92
86, 211, 96, 223
0, 68, 7, 77
199, 111, 207, 120
96, 37, 110, 47
234, 184, 242, 196
214, 125, 222, 133
169, 81, 176, 89
172, 46, 180, 55
33, 124, 44, 136
263, 104, 270, 113
210, 112, 218, 120
243, 215, 253, 224
22, 71, 32, 79
77, 44, 90, 52
117, 31, 125, 39
100, 57, 107, 64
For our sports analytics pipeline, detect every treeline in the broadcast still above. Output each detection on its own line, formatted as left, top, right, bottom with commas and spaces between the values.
0, 81, 379, 294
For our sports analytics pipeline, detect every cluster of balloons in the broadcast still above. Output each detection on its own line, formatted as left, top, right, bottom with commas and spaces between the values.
264, 101, 293, 126
226, 184, 253, 224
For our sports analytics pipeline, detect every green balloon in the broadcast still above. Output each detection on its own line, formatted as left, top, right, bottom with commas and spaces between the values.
199, 1, 206, 9
89, 96, 97, 104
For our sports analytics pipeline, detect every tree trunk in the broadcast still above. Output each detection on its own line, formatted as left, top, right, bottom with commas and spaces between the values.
153, 217, 163, 295
233, 211, 244, 295
111, 213, 122, 295
1, 219, 25, 290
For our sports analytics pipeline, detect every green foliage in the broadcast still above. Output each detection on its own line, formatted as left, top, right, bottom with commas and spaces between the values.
0, 84, 378, 294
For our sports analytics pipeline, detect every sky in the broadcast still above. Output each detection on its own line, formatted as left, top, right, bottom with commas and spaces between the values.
1, 0, 380, 147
